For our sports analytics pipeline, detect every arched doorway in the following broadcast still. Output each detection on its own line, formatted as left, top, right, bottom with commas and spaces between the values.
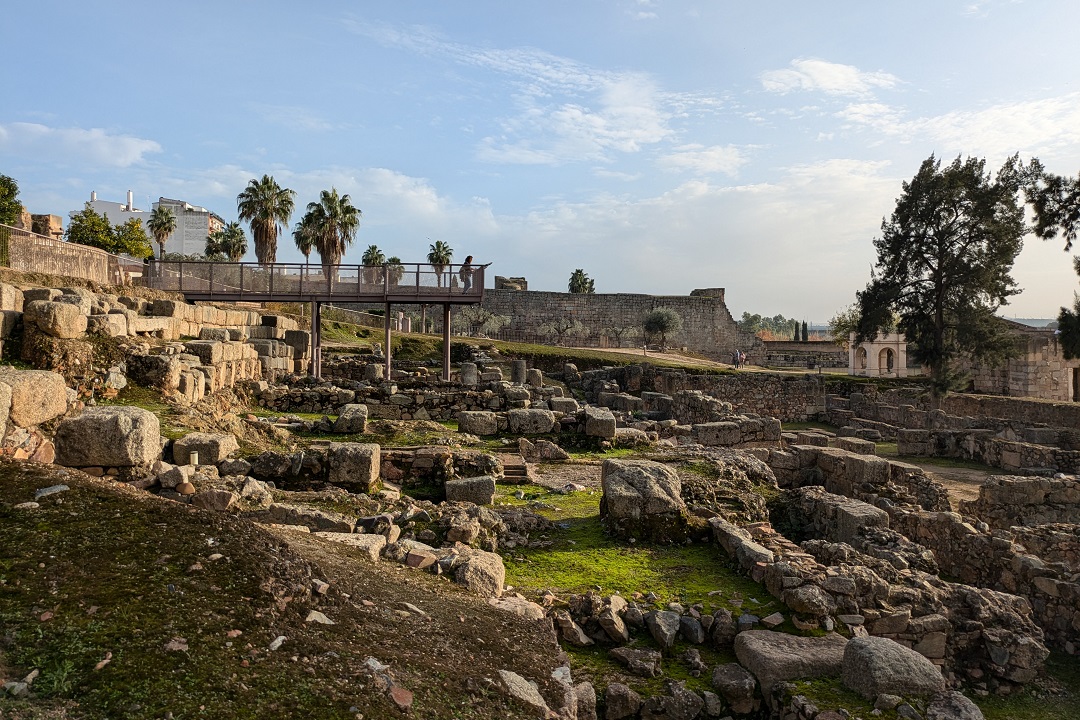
878, 347, 895, 375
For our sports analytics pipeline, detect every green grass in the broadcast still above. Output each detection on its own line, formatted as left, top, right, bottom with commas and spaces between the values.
96, 383, 187, 439
498, 486, 778, 613
978, 652, 1080, 720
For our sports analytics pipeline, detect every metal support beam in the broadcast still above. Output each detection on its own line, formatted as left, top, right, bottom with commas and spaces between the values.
313, 301, 322, 380
442, 303, 451, 381
384, 302, 392, 378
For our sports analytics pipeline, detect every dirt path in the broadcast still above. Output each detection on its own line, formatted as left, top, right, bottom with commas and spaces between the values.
907, 463, 994, 507
569, 346, 735, 370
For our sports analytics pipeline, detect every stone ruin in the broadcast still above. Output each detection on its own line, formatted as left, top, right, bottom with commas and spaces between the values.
6, 317, 1080, 717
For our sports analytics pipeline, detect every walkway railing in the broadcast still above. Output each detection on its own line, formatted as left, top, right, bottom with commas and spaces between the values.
144, 260, 484, 303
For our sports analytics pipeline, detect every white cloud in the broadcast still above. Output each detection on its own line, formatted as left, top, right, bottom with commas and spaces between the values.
0, 122, 161, 167
761, 58, 900, 97
658, 144, 747, 176
838, 93, 1080, 161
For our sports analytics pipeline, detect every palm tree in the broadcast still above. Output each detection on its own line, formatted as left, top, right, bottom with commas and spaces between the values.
361, 245, 385, 285
237, 175, 296, 265
147, 205, 176, 259
427, 240, 453, 287
293, 213, 317, 268
305, 187, 361, 290
206, 221, 248, 261
386, 255, 405, 287
568, 268, 595, 294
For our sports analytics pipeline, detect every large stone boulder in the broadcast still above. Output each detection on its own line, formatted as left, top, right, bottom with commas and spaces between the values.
327, 442, 381, 494
24, 300, 87, 339
926, 691, 985, 720
55, 406, 161, 467
711, 663, 757, 714
172, 432, 239, 465
583, 405, 616, 438
458, 410, 499, 436
841, 636, 945, 700
507, 408, 556, 434
445, 475, 496, 505
454, 549, 505, 597
734, 630, 848, 695
334, 404, 368, 434
600, 459, 687, 541
0, 368, 68, 428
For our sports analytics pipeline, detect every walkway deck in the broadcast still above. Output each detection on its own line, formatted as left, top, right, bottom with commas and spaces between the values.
143, 260, 486, 381
144, 260, 485, 304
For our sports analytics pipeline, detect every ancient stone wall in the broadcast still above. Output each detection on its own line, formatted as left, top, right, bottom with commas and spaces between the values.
570, 364, 827, 422
963, 324, 1080, 401
480, 288, 760, 360
762, 340, 847, 369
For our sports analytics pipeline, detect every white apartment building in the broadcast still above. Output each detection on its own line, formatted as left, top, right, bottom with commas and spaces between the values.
73, 191, 225, 257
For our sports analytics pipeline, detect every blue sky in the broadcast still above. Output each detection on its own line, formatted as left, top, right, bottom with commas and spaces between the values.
4, 0, 1080, 322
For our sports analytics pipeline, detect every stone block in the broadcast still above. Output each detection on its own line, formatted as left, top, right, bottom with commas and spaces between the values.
328, 442, 381, 494
548, 397, 580, 414
445, 475, 497, 505
0, 368, 68, 427
24, 300, 87, 339
584, 405, 616, 438
458, 410, 499, 436
834, 436, 877, 454
87, 313, 128, 337
54, 406, 161, 467
184, 340, 224, 365
693, 421, 742, 446
0, 283, 24, 312
507, 408, 555, 434
334, 404, 369, 433
172, 432, 239, 465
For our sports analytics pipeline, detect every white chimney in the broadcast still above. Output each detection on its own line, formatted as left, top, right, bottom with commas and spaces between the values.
90, 191, 97, 202
127, 190, 134, 211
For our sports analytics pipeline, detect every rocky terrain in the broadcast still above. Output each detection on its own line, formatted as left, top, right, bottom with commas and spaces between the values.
0, 269, 1078, 720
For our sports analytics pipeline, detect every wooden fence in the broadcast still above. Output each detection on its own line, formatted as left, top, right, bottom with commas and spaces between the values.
0, 224, 137, 286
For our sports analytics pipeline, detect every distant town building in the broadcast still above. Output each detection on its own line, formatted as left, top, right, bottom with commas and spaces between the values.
72, 191, 225, 257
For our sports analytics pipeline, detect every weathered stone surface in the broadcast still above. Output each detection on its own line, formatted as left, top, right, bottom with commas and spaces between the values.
925, 691, 985, 720
555, 611, 594, 647
645, 610, 682, 652
549, 397, 580, 414
601, 459, 686, 541
0, 368, 68, 428
334, 404, 369, 433
584, 405, 616, 438
488, 595, 546, 621
445, 475, 496, 505
262, 504, 355, 533
25, 300, 87, 339
172, 432, 239, 465
711, 663, 757, 714
507, 408, 556, 434
575, 681, 597, 720
604, 683, 642, 720
87, 313, 128, 337
328, 442, 381, 493
458, 410, 499, 436
734, 629, 848, 694
191, 489, 238, 512
610, 647, 662, 677
454, 549, 505, 598
55, 406, 161, 467
841, 636, 945, 700
497, 669, 549, 716
598, 607, 630, 643
313, 532, 386, 561
782, 583, 837, 617
639, 681, 704, 720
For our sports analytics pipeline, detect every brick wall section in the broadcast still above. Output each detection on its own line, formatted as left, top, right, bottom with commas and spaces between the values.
481, 288, 761, 360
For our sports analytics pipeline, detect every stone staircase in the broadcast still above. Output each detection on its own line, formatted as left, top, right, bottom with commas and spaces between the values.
498, 453, 531, 484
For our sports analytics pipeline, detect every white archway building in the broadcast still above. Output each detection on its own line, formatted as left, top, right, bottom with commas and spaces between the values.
849, 332, 909, 378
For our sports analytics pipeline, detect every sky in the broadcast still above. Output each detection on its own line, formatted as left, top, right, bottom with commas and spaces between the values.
4, 0, 1080, 323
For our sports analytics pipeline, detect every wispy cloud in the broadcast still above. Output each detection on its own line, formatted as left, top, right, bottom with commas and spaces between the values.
0, 122, 161, 167
343, 18, 702, 165
760, 58, 900, 97
658, 144, 748, 176
838, 93, 1080, 159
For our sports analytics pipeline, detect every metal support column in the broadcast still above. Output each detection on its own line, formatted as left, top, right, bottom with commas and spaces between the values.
384, 301, 392, 378
442, 303, 451, 381
313, 301, 322, 380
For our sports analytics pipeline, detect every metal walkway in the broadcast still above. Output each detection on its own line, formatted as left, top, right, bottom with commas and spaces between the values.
143, 260, 486, 380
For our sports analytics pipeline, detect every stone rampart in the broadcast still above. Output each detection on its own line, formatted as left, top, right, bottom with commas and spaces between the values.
762, 340, 848, 369
481, 288, 760, 360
